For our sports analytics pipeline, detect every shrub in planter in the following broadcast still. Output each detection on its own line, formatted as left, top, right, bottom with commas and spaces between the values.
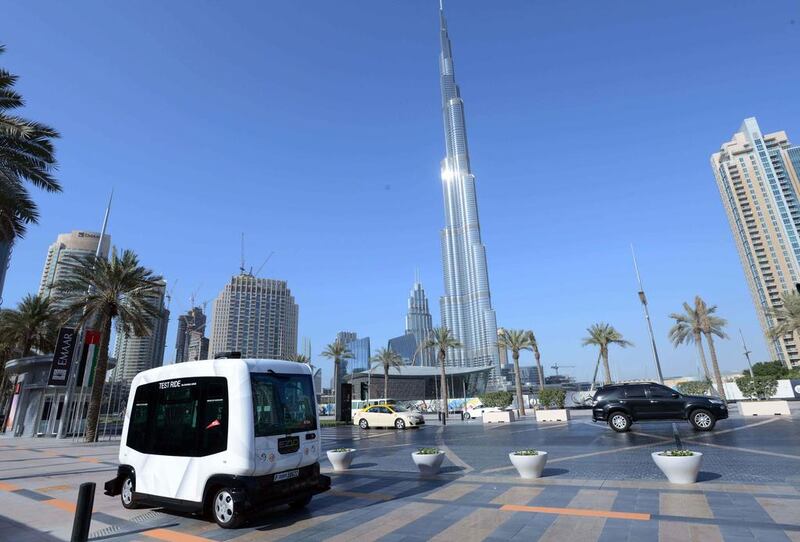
326, 448, 356, 471
509, 449, 548, 479
651, 449, 703, 484
735, 375, 778, 401
411, 447, 445, 475
479, 391, 513, 409
537, 388, 566, 409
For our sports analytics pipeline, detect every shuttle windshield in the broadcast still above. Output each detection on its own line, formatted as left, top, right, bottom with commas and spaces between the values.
251, 372, 316, 437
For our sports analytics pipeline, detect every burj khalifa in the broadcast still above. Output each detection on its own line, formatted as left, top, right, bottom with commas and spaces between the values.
436, 2, 500, 376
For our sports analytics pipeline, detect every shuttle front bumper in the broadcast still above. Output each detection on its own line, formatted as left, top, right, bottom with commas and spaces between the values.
236, 461, 331, 511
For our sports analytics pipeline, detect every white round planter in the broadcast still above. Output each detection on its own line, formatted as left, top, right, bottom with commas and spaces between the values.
327, 448, 356, 471
412, 451, 445, 475
651, 452, 703, 484
509, 451, 548, 479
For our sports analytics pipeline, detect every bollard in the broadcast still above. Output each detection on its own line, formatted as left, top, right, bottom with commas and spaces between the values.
71, 482, 95, 542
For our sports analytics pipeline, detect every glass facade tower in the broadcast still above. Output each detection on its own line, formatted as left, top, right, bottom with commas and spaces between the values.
436, 5, 500, 376
711, 118, 800, 367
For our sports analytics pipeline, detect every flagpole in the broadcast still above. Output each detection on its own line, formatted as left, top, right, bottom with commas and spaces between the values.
58, 191, 113, 439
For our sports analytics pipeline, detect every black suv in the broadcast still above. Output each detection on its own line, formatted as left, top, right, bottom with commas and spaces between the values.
591, 382, 728, 432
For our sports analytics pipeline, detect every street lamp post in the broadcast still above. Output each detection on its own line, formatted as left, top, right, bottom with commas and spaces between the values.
631, 245, 681, 449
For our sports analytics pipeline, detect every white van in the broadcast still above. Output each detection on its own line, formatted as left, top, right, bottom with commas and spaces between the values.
104, 358, 330, 528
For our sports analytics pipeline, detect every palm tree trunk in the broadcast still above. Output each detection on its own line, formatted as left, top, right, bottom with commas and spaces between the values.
333, 358, 340, 421
439, 348, 448, 426
601, 346, 612, 385
85, 315, 111, 442
704, 333, 727, 401
693, 331, 712, 383
384, 365, 388, 402
512, 350, 525, 416
534, 349, 544, 392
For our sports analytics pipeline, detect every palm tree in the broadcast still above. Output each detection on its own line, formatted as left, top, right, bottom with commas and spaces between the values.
694, 296, 728, 401
668, 303, 712, 383
370, 348, 403, 403
321, 341, 354, 419
765, 291, 800, 369
418, 327, 461, 425
528, 330, 545, 392
290, 353, 311, 364
582, 323, 632, 385
56, 249, 163, 442
497, 329, 533, 416
0, 293, 58, 356
0, 45, 61, 291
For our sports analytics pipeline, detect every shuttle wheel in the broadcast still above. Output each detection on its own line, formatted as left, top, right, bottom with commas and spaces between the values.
212, 488, 244, 529
121, 475, 138, 509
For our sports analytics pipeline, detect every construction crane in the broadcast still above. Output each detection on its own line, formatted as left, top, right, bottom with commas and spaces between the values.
165, 279, 179, 310
550, 363, 575, 376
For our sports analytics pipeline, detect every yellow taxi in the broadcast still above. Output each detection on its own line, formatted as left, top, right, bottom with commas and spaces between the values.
353, 404, 425, 430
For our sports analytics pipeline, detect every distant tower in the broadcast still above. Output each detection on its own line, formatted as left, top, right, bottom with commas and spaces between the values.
176, 306, 208, 362
405, 277, 434, 365
112, 282, 169, 386
38, 230, 111, 301
436, 4, 500, 377
711, 118, 800, 367
209, 274, 299, 360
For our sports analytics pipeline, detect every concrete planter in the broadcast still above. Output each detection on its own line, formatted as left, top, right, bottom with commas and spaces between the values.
535, 409, 570, 422
326, 448, 356, 471
651, 452, 703, 484
412, 451, 445, 475
509, 451, 548, 479
738, 400, 791, 417
483, 410, 516, 424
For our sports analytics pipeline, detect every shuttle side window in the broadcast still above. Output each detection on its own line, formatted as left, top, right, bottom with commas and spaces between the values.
127, 385, 153, 453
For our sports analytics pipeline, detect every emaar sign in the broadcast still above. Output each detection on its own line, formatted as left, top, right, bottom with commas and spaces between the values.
47, 327, 77, 386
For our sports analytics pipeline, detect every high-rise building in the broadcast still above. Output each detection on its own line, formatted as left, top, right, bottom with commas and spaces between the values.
186, 330, 209, 362
711, 118, 800, 367
38, 230, 111, 301
405, 280, 434, 366
209, 274, 299, 360
335, 331, 370, 374
388, 333, 417, 364
175, 306, 207, 363
436, 6, 500, 375
112, 282, 169, 386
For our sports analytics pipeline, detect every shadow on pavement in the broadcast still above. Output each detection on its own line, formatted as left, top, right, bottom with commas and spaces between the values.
696, 471, 722, 482
348, 462, 378, 469
541, 467, 569, 477
0, 514, 64, 541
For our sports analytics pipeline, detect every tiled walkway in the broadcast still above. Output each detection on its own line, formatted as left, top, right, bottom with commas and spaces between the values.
1, 413, 799, 541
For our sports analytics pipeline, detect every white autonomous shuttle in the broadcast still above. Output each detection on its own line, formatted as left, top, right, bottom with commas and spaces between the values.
104, 356, 330, 528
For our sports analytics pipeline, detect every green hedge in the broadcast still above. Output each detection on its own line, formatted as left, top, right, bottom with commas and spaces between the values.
538, 388, 566, 409
479, 391, 513, 408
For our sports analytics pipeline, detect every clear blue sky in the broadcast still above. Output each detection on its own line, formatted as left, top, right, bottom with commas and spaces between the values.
3, 1, 799, 384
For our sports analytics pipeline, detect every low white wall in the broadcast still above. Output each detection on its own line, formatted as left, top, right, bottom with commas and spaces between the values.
738, 400, 791, 416
535, 409, 570, 422
483, 410, 516, 423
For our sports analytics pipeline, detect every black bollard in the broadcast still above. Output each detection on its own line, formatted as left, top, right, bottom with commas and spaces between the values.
71, 482, 95, 542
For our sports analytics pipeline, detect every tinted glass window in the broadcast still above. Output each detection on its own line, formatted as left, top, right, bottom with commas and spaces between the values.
252, 373, 316, 437
126, 384, 153, 452
596, 387, 622, 400
625, 385, 647, 398
126, 377, 228, 457
648, 385, 676, 398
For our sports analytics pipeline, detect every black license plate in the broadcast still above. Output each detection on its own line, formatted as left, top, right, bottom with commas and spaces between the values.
277, 436, 300, 454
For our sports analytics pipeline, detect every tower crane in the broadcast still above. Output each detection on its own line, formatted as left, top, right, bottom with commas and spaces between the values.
550, 363, 575, 376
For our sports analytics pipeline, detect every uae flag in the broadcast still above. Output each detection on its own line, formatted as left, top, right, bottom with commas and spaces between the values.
76, 331, 101, 388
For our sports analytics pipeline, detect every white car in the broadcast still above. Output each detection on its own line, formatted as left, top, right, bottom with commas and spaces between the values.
353, 404, 425, 429
463, 405, 501, 420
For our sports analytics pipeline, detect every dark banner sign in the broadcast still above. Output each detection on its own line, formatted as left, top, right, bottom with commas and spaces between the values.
47, 327, 78, 386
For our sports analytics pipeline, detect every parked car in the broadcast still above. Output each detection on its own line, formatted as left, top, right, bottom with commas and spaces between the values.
353, 404, 425, 430
463, 405, 501, 420
591, 382, 728, 432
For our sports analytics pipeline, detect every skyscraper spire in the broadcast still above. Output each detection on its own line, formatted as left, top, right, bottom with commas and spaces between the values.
436, 5, 500, 377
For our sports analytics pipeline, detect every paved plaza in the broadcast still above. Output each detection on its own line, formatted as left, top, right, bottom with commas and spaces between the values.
2, 410, 800, 541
